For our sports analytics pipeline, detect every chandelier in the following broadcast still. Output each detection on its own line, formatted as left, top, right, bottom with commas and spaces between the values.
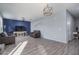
43, 4, 53, 16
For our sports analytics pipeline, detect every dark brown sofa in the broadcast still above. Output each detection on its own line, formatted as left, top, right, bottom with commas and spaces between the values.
0, 36, 15, 45
30, 30, 41, 38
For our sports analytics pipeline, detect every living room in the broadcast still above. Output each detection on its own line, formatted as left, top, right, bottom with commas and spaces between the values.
0, 3, 79, 55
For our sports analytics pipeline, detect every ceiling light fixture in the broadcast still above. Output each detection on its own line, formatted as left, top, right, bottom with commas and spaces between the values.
43, 4, 53, 16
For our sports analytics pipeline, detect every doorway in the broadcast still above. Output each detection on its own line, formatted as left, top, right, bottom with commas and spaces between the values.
66, 9, 79, 55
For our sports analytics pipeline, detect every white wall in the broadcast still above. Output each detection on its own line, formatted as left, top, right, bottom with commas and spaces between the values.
75, 19, 79, 31
0, 16, 3, 33
31, 4, 67, 43
66, 11, 75, 41
31, 4, 78, 43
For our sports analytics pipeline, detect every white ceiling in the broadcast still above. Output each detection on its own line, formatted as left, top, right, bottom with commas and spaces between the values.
0, 3, 47, 20
67, 4, 79, 18
0, 3, 79, 20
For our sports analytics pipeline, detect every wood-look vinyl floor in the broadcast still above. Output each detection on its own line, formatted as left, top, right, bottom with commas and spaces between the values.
21, 38, 66, 55
2, 36, 66, 55
66, 39, 79, 55
2, 36, 79, 55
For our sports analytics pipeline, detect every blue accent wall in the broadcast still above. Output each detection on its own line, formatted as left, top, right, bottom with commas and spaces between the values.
3, 18, 31, 34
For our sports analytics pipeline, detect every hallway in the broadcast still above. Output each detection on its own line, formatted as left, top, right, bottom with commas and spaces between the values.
67, 39, 79, 55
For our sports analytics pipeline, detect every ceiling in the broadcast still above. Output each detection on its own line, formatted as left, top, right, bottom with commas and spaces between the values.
0, 3, 46, 21
0, 3, 79, 21
67, 4, 79, 19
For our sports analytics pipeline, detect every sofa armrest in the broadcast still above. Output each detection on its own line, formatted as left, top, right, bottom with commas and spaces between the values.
0, 36, 15, 45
